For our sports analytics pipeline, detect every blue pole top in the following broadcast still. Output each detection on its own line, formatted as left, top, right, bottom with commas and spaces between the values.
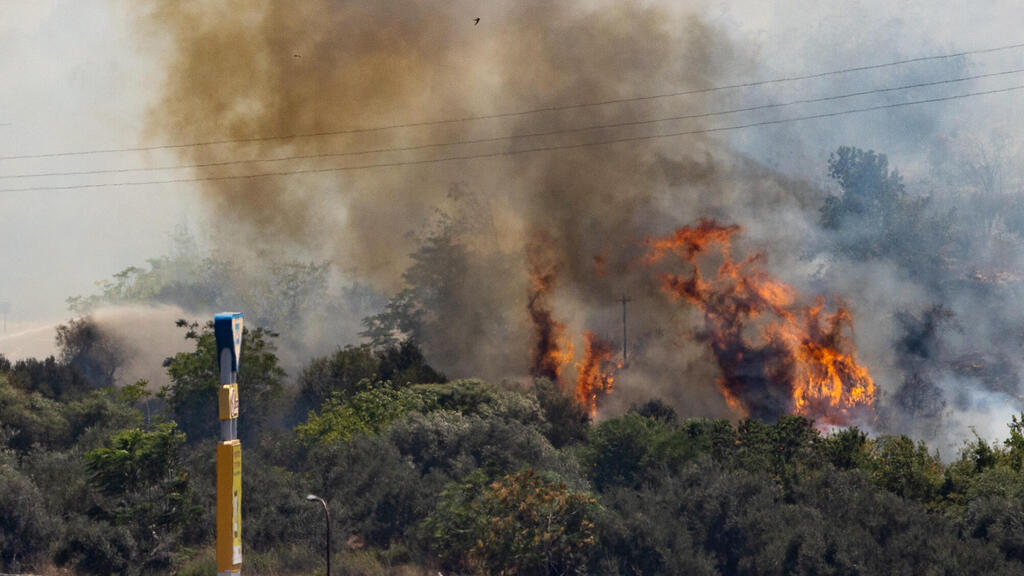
214, 313, 244, 372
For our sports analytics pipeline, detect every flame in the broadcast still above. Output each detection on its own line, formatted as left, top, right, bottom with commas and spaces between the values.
527, 241, 574, 381
716, 380, 749, 418
644, 218, 741, 265
526, 240, 620, 416
645, 219, 875, 424
574, 331, 618, 417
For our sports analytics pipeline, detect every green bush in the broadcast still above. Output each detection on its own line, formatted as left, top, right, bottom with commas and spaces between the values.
422, 469, 598, 576
0, 455, 55, 571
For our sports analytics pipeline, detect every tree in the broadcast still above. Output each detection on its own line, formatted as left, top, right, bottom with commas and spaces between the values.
375, 339, 447, 387
0, 378, 70, 452
583, 413, 661, 491
630, 399, 679, 425
56, 317, 124, 389
163, 320, 285, 444
820, 146, 959, 279
734, 415, 821, 487
388, 410, 557, 481
295, 383, 424, 446
868, 435, 943, 503
7, 355, 91, 401
1004, 414, 1024, 472
423, 469, 598, 576
361, 224, 467, 349
535, 378, 590, 448
66, 225, 334, 337
292, 340, 446, 423
63, 423, 200, 574
293, 345, 380, 420
0, 454, 54, 572
360, 220, 523, 378
309, 434, 425, 548
821, 426, 870, 471
823, 147, 903, 221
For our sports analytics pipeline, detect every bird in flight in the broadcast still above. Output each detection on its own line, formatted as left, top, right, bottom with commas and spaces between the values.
473, 18, 480, 25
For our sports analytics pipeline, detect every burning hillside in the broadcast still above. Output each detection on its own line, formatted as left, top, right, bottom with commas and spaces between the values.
135, 0, 1024, 447
523, 218, 873, 425
644, 218, 875, 425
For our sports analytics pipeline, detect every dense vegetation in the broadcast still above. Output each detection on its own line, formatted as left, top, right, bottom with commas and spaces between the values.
6, 144, 1024, 574
4, 322, 1024, 575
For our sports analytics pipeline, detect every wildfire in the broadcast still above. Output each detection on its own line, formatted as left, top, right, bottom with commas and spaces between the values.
527, 239, 619, 415
574, 331, 618, 417
527, 241, 574, 381
527, 278, 574, 381
645, 219, 875, 424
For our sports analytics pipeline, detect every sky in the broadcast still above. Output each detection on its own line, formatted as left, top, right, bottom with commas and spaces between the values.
0, 2, 204, 322
2, 0, 1024, 322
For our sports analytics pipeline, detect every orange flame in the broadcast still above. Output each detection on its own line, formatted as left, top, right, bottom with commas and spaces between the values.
645, 218, 741, 265
574, 331, 618, 417
527, 240, 574, 381
645, 219, 875, 424
527, 239, 620, 415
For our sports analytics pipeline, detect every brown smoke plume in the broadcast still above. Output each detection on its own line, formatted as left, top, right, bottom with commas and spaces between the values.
137, 0, 744, 280
137, 1, 844, 419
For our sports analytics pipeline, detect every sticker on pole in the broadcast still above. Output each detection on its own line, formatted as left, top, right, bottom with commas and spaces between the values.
215, 313, 244, 371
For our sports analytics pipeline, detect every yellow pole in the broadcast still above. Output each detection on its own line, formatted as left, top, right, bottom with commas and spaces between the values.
215, 313, 243, 575
217, 440, 242, 572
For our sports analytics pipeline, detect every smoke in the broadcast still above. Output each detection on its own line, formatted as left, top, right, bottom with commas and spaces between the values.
132, 0, 1024, 449
0, 305, 198, 392
0, 321, 61, 361
84, 305, 198, 391
134, 0, 768, 278
134, 0, 773, 416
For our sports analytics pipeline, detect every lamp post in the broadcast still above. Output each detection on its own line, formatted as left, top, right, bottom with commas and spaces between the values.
306, 494, 331, 576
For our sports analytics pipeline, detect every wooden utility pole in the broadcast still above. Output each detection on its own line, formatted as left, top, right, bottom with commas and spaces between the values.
619, 295, 632, 364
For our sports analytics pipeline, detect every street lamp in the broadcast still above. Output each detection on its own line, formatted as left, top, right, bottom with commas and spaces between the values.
306, 494, 331, 576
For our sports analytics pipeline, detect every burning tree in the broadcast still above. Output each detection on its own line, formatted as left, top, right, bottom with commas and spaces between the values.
526, 249, 574, 382
574, 331, 618, 418
645, 219, 875, 425
527, 239, 618, 417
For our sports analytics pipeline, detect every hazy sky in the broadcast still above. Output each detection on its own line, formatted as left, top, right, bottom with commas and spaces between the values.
0, 2, 204, 321
2, 0, 1024, 321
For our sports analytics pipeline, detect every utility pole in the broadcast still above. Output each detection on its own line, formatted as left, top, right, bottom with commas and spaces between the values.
619, 295, 632, 365
0, 302, 9, 333
215, 313, 243, 576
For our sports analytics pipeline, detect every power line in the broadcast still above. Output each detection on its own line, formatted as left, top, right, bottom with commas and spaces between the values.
3, 40, 1024, 162
2, 82, 1022, 194
6, 66, 1024, 181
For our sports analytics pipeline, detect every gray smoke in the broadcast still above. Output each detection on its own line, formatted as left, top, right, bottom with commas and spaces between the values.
127, 0, 1024, 452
